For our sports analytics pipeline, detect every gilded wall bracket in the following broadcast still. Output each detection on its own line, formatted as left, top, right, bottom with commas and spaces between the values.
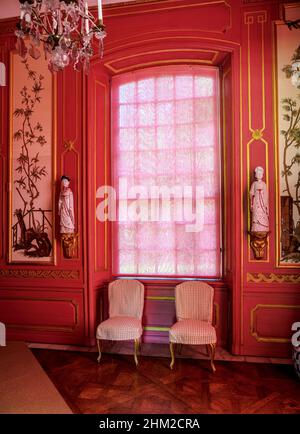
249, 231, 269, 260
61, 232, 78, 259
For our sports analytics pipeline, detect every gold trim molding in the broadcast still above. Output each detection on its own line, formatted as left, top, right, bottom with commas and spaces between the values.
143, 326, 170, 332
244, 10, 270, 263
64, 140, 75, 152
0, 269, 80, 279
146, 296, 175, 301
105, 49, 219, 73
94, 79, 109, 272
247, 272, 300, 284
251, 129, 263, 140
251, 304, 300, 343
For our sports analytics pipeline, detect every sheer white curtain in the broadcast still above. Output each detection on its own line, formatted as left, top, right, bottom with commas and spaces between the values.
111, 65, 221, 277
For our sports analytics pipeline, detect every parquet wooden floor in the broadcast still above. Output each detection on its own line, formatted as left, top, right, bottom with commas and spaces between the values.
32, 349, 300, 414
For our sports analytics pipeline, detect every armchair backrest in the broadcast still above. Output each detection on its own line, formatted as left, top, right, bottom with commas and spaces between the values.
175, 281, 214, 323
108, 279, 144, 319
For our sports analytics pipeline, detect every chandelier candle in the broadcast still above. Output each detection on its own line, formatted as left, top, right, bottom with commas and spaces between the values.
85, 2, 89, 34
98, 0, 103, 21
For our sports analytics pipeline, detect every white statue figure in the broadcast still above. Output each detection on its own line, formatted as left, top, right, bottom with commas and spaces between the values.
250, 166, 269, 232
58, 175, 75, 234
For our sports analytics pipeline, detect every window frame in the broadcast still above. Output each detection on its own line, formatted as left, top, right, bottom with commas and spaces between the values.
111, 64, 223, 279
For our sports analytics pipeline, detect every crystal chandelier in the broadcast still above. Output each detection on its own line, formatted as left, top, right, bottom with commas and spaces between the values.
15, 0, 106, 73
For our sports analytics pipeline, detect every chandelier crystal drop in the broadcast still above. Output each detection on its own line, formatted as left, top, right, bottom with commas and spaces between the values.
15, 0, 106, 73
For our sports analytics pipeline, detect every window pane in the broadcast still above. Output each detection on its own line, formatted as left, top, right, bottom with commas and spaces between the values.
119, 82, 136, 103
119, 105, 136, 127
112, 66, 221, 277
156, 76, 174, 101
138, 103, 155, 126
137, 78, 155, 102
175, 75, 193, 99
194, 77, 214, 97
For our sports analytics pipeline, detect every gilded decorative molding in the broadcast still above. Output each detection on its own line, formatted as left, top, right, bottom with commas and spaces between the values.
61, 233, 78, 259
64, 140, 75, 152
251, 129, 263, 140
245, 10, 270, 263
0, 269, 80, 279
103, 35, 240, 58
221, 67, 231, 275
249, 231, 269, 260
105, 49, 219, 74
143, 326, 170, 332
146, 296, 175, 300
247, 272, 300, 284
94, 79, 109, 272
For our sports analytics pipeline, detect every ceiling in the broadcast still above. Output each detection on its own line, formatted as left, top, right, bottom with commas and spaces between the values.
0, 0, 138, 20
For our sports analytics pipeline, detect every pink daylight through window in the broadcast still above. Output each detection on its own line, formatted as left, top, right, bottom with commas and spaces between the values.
111, 65, 221, 277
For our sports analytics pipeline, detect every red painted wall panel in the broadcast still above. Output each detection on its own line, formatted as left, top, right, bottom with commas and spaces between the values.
1, 299, 77, 329
243, 289, 300, 357
0, 289, 85, 344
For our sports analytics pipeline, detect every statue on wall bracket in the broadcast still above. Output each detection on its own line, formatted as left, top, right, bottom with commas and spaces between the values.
249, 166, 270, 260
58, 175, 77, 259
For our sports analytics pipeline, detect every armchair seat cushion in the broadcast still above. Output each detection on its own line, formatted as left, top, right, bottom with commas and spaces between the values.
169, 319, 217, 345
96, 316, 142, 341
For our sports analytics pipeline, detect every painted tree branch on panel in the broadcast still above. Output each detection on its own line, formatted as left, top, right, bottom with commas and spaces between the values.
281, 45, 300, 260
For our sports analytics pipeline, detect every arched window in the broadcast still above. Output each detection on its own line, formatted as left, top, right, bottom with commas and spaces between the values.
111, 65, 221, 277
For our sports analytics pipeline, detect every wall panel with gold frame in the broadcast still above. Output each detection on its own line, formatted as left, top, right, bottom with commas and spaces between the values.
9, 49, 56, 264
274, 6, 300, 266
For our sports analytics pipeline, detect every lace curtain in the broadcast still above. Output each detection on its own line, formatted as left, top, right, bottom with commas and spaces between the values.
111, 65, 221, 277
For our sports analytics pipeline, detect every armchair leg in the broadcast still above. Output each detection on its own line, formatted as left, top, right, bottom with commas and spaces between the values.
170, 342, 175, 370
134, 339, 139, 366
177, 343, 182, 355
208, 343, 216, 373
97, 339, 101, 363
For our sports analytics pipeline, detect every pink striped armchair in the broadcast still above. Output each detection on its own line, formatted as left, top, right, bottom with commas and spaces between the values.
96, 279, 144, 366
169, 281, 217, 372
